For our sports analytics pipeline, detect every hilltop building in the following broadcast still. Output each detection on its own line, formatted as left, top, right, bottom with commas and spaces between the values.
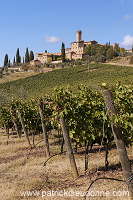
30, 60, 42, 66
35, 30, 98, 64
126, 49, 132, 53
35, 52, 61, 64
65, 30, 97, 60
36, 53, 53, 63
33, 31, 133, 65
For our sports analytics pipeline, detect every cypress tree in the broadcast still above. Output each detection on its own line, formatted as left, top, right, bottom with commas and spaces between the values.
25, 47, 29, 63
16, 48, 21, 64
4, 54, 8, 66
61, 42, 65, 62
29, 51, 34, 61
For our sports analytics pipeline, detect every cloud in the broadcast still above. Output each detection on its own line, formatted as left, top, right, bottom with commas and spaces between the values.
120, 35, 133, 47
124, 14, 133, 20
44, 35, 61, 43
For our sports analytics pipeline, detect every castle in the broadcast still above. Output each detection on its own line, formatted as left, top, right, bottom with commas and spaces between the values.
30, 31, 132, 65
65, 30, 97, 60
34, 30, 98, 64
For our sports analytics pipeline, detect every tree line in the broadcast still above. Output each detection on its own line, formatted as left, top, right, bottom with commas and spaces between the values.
3, 47, 34, 67
85, 43, 121, 63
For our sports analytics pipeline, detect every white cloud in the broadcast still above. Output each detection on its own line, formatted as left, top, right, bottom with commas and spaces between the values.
120, 34, 133, 47
44, 35, 61, 43
124, 14, 133, 20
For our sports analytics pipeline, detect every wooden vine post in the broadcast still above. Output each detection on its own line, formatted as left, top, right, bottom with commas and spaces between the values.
13, 120, 21, 138
4, 124, 9, 145
85, 140, 89, 173
103, 89, 133, 199
60, 116, 79, 178
17, 109, 31, 146
10, 108, 21, 138
38, 99, 50, 158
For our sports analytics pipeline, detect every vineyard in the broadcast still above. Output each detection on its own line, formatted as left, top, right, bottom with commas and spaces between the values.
0, 79, 133, 199
0, 63, 133, 99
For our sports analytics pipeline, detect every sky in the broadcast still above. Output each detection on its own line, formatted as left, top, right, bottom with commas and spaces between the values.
0, 0, 133, 66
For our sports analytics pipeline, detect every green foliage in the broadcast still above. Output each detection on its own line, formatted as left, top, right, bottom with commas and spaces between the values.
4, 54, 9, 66
85, 44, 110, 62
0, 64, 133, 99
25, 47, 29, 63
98, 55, 106, 63
85, 44, 119, 62
50, 86, 112, 146
29, 51, 34, 61
0, 106, 12, 127
52, 54, 57, 61
113, 43, 120, 53
16, 48, 21, 64
91, 44, 99, 56
0, 67, 4, 75
85, 45, 91, 56
54, 86, 104, 143
38, 98, 53, 130
61, 42, 65, 62
112, 83, 133, 146
106, 47, 119, 60
0, 84, 132, 147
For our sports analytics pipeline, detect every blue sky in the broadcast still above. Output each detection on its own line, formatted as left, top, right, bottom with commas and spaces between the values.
0, 0, 133, 66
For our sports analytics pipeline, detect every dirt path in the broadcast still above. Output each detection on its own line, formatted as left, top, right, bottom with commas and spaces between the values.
105, 62, 133, 67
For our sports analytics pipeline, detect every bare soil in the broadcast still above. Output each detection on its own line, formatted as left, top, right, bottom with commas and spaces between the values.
0, 129, 132, 200
107, 56, 133, 67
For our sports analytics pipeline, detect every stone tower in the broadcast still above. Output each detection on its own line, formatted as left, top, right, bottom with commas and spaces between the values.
76, 30, 82, 42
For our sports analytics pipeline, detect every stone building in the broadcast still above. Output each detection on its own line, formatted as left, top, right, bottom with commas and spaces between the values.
65, 30, 98, 60
36, 53, 53, 63
30, 60, 42, 66
35, 30, 98, 63
35, 52, 62, 64
126, 49, 132, 53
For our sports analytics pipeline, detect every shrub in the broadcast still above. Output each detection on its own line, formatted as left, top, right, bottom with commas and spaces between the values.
129, 56, 133, 64
106, 48, 119, 60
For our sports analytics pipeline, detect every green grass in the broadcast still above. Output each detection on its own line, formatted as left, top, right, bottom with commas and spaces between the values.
0, 63, 133, 99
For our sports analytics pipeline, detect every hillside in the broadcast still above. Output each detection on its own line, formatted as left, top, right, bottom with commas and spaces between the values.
108, 56, 133, 66
0, 67, 53, 84
0, 63, 133, 99
0, 70, 40, 84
